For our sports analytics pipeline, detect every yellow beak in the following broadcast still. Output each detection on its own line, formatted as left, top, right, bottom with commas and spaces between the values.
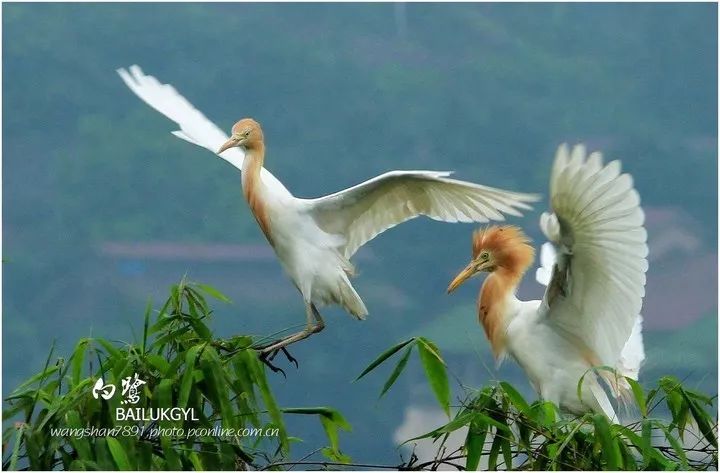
447, 262, 478, 294
217, 137, 240, 154
447, 260, 494, 293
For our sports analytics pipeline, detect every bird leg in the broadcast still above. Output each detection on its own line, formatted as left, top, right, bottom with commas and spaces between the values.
258, 303, 325, 358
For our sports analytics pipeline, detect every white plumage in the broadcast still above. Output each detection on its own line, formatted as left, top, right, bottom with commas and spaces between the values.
448, 144, 648, 419
118, 65, 539, 355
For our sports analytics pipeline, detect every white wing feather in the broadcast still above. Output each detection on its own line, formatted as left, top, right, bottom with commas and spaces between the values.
117, 65, 289, 194
535, 242, 556, 286
536, 240, 645, 377
617, 315, 645, 380
306, 171, 540, 258
539, 144, 648, 369
118, 65, 539, 260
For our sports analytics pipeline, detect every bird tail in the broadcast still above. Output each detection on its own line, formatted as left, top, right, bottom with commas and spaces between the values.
592, 317, 645, 422
616, 315, 645, 382
339, 277, 368, 320
335, 264, 368, 320
611, 316, 646, 413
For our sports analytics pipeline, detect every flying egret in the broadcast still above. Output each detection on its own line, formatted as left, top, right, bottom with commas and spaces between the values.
117, 65, 539, 362
447, 144, 647, 419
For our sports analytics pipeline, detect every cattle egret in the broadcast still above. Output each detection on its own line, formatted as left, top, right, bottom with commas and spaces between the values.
117, 65, 539, 365
447, 144, 647, 419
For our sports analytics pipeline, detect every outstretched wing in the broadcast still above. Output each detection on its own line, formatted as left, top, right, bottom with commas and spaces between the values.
117, 65, 288, 193
538, 144, 648, 369
535, 242, 646, 378
305, 170, 540, 259
118, 65, 539, 259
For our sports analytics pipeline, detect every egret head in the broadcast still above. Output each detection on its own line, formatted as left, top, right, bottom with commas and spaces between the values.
217, 118, 264, 154
447, 225, 534, 293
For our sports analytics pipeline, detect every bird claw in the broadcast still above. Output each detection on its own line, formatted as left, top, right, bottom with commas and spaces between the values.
281, 347, 299, 368
259, 352, 287, 378
258, 347, 299, 376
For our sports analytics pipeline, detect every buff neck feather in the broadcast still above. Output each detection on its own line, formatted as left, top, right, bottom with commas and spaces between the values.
242, 142, 274, 245
472, 225, 535, 357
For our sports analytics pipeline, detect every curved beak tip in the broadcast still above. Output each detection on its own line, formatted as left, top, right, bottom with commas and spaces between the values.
446, 282, 462, 294
217, 138, 238, 154
446, 264, 477, 294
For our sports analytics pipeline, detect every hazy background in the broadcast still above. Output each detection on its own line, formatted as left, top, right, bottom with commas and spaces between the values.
4, 2, 717, 463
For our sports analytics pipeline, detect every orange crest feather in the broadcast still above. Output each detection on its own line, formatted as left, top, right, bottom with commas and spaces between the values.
472, 225, 535, 275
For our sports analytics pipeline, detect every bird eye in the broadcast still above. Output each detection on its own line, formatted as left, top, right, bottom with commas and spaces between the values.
243, 130, 251, 137
481, 252, 489, 260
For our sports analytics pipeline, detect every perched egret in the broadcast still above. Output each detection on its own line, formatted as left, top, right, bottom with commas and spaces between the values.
447, 144, 647, 419
117, 65, 538, 361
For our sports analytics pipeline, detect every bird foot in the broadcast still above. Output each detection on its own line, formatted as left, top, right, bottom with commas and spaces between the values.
269, 346, 299, 368
257, 347, 299, 377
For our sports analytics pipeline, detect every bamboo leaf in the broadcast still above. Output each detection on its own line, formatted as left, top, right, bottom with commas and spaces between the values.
501, 433, 512, 469
657, 423, 690, 470
355, 338, 415, 381
200, 353, 232, 429
141, 299, 152, 355
188, 316, 212, 341
189, 451, 203, 470
9, 423, 26, 471
145, 354, 170, 375
465, 418, 488, 471
488, 432, 502, 471
249, 351, 288, 451
193, 283, 232, 303
379, 345, 412, 398
681, 390, 718, 447
593, 414, 620, 470
284, 406, 352, 438
403, 411, 475, 443
626, 377, 647, 417
179, 345, 203, 408
8, 365, 59, 396
106, 437, 132, 470
65, 410, 92, 460
416, 338, 450, 417
500, 381, 530, 413
641, 420, 653, 463
92, 338, 120, 361
618, 440, 637, 470
551, 419, 586, 468
156, 379, 174, 426
70, 338, 90, 387
160, 436, 182, 470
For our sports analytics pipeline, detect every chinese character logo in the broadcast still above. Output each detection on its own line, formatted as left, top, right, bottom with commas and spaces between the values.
121, 373, 147, 405
92, 378, 116, 400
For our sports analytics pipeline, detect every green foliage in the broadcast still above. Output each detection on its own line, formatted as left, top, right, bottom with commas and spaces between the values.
2, 279, 351, 470
356, 336, 451, 416
360, 338, 719, 470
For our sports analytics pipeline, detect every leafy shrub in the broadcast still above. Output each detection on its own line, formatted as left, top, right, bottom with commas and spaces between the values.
359, 338, 718, 470
3, 282, 717, 471
2, 279, 350, 470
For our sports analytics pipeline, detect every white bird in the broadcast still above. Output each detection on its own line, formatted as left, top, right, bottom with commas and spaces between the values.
447, 144, 647, 419
117, 65, 539, 360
